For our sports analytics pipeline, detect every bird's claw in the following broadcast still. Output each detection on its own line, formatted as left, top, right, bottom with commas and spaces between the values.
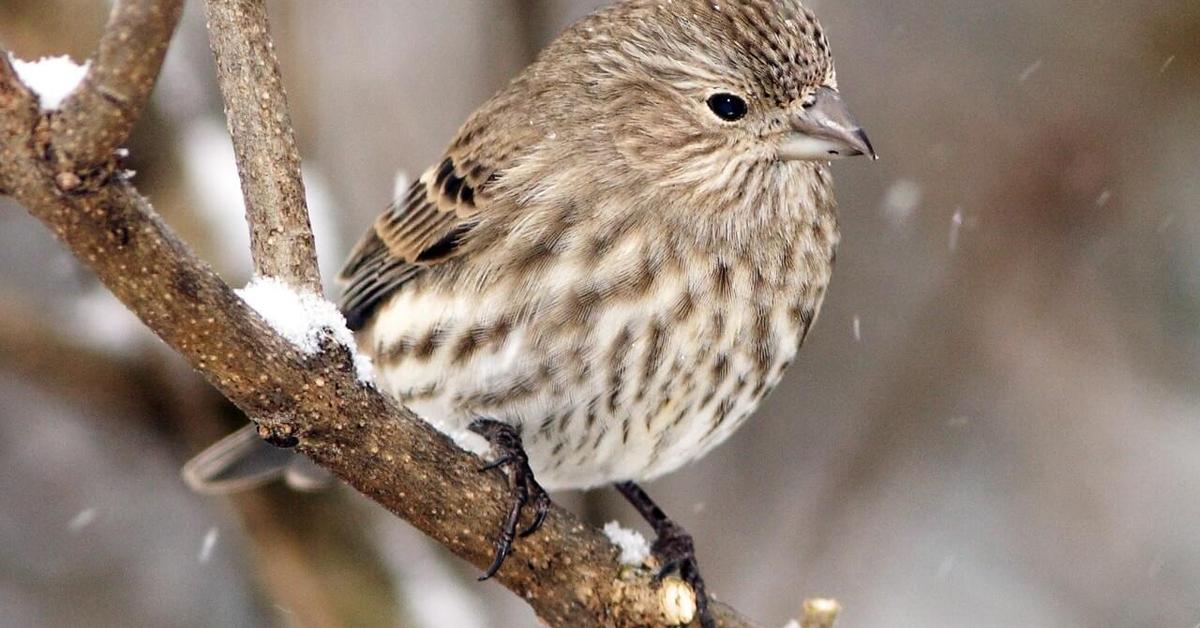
469, 419, 552, 581
651, 522, 714, 628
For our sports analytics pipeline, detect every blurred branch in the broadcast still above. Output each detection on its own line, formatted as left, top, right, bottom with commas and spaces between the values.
0, 7, 756, 628
204, 0, 320, 292
0, 297, 151, 415
801, 599, 841, 628
0, 294, 396, 628
50, 0, 183, 179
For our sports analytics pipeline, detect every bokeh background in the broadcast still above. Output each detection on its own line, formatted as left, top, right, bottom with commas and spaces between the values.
2, 1, 1199, 626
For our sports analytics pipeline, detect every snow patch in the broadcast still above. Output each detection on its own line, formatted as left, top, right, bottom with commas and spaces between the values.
197, 527, 219, 563
882, 179, 921, 225
68, 507, 97, 532
236, 277, 374, 383
1018, 59, 1043, 83
949, 208, 965, 252
9, 54, 90, 110
603, 521, 650, 566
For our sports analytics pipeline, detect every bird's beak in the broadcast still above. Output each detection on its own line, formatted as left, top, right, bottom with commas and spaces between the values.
779, 87, 876, 161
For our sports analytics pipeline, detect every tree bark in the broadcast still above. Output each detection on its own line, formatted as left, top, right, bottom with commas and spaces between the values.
204, 0, 321, 292
49, 0, 183, 184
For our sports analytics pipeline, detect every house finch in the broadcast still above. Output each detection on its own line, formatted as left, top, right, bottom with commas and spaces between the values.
189, 1, 873, 625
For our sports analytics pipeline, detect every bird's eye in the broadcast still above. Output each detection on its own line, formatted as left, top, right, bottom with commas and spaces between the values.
706, 93, 748, 122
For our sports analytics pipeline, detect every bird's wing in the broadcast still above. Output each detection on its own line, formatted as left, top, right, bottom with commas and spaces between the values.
338, 155, 492, 330
338, 69, 548, 330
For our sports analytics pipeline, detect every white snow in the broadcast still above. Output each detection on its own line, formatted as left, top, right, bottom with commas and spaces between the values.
781, 621, 801, 628
68, 507, 97, 532
9, 54, 90, 110
236, 276, 375, 383
949, 208, 965, 252
1018, 59, 1043, 83
882, 179, 921, 225
603, 521, 651, 566
197, 527, 219, 563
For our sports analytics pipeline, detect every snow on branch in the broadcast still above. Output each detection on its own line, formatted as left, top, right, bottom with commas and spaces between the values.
603, 520, 652, 566
8, 55, 90, 110
51, 0, 184, 177
237, 277, 374, 383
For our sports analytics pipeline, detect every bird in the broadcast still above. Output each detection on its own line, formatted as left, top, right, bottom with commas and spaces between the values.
186, 1, 874, 625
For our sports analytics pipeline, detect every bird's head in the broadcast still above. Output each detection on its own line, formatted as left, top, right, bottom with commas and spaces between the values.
563, 0, 875, 191
459, 0, 873, 224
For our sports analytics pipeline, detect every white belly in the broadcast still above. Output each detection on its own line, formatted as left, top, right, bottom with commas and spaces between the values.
360, 254, 825, 490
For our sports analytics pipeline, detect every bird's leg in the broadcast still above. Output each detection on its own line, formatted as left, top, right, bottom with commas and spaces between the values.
614, 481, 714, 628
468, 418, 552, 580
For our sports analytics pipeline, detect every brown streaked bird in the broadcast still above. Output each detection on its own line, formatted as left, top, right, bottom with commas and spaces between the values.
187, 1, 874, 624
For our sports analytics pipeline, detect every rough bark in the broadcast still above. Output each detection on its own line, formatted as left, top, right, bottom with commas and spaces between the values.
0, 2, 761, 626
49, 0, 184, 184
204, 0, 321, 292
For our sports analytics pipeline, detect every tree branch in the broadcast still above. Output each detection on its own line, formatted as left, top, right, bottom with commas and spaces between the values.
0, 11, 759, 628
203, 0, 321, 292
50, 0, 183, 179
0, 296, 399, 627
0, 59, 19, 194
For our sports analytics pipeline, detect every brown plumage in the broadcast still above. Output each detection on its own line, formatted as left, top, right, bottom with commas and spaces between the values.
196, 1, 874, 624
341, 0, 872, 490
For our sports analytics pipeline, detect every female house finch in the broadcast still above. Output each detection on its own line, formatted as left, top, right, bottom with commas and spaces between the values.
190, 1, 873, 624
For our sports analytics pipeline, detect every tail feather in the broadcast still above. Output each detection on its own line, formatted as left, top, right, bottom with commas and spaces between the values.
182, 424, 332, 494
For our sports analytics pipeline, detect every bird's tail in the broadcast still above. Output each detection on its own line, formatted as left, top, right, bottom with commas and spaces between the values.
182, 424, 333, 494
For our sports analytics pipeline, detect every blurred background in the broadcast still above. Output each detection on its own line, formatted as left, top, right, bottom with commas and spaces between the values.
2, 1, 1199, 626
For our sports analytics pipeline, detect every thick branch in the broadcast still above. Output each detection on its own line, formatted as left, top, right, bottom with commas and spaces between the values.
0, 53, 754, 628
50, 0, 183, 174
203, 0, 321, 291
0, 54, 23, 194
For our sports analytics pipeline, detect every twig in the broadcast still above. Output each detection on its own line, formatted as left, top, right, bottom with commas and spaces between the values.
0, 12, 759, 628
50, 0, 184, 177
204, 0, 321, 292
801, 599, 841, 628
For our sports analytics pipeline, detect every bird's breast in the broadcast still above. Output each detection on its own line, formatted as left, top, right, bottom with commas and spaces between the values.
360, 203, 837, 489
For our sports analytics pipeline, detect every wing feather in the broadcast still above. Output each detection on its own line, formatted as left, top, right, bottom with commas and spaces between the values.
337, 156, 489, 330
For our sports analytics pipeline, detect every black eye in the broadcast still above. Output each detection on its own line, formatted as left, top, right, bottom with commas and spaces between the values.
706, 93, 748, 122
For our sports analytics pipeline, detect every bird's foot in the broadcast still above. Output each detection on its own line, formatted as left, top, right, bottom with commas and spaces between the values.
615, 481, 715, 628
469, 418, 552, 581
652, 521, 713, 628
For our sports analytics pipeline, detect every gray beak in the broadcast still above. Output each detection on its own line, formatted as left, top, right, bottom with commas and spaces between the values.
779, 86, 876, 161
